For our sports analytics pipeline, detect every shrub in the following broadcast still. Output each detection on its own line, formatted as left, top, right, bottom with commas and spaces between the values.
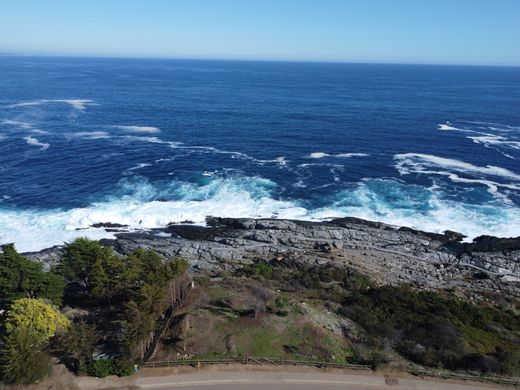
242, 262, 273, 279
341, 286, 520, 373
5, 298, 70, 340
86, 358, 133, 377
1, 328, 50, 384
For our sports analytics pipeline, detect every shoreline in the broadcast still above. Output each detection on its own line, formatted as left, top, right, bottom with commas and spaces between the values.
22, 215, 520, 257
23, 216, 520, 302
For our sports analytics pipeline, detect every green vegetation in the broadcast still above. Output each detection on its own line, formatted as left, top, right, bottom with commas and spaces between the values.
341, 286, 520, 374
241, 262, 273, 279
1, 240, 519, 383
85, 358, 133, 378
5, 297, 70, 338
0, 240, 189, 384
60, 320, 101, 373
166, 275, 353, 363
0, 243, 64, 306
234, 259, 520, 374
1, 327, 50, 384
0, 297, 69, 384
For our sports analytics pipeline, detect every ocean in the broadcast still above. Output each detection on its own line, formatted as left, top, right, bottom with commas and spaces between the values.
1, 56, 519, 252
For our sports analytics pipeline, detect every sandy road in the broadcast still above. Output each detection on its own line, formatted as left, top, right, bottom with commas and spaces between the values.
135, 369, 508, 390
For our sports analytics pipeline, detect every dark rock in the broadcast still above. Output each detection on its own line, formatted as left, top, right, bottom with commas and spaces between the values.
466, 235, 520, 252
473, 271, 490, 280
91, 222, 129, 229
167, 220, 195, 225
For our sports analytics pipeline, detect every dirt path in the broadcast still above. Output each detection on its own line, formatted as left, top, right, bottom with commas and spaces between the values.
32, 364, 507, 390
135, 368, 509, 390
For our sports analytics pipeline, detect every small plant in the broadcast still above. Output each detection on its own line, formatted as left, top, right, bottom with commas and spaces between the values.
242, 262, 273, 279
86, 358, 133, 377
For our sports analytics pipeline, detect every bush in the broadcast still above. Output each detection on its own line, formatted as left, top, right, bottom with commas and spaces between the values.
341, 286, 520, 374
86, 358, 133, 377
5, 298, 70, 340
1, 328, 50, 384
242, 262, 273, 279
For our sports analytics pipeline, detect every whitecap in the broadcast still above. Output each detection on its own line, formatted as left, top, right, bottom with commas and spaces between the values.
123, 163, 153, 175
30, 129, 50, 135
309, 152, 329, 158
438, 122, 463, 131
394, 153, 520, 181
7, 99, 94, 110
1, 119, 32, 129
114, 125, 161, 133
467, 135, 520, 150
309, 152, 368, 159
73, 131, 111, 139
23, 135, 49, 150
309, 178, 520, 240
335, 153, 369, 158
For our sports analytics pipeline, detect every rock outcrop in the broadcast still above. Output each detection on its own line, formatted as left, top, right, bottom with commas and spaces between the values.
24, 216, 520, 301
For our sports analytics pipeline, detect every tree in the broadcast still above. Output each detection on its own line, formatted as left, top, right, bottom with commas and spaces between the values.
0, 244, 64, 305
121, 284, 167, 361
57, 238, 113, 291
90, 254, 126, 302
5, 298, 70, 340
1, 327, 50, 384
125, 249, 189, 288
61, 320, 101, 372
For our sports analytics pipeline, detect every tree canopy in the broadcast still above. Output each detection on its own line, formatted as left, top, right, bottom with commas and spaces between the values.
0, 244, 64, 305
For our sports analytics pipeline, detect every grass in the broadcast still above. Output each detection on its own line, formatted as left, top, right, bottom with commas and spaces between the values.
177, 276, 352, 362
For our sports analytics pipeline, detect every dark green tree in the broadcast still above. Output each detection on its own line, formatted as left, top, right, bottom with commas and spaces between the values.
57, 238, 114, 291
0, 244, 64, 305
1, 328, 50, 384
61, 320, 101, 372
124, 249, 189, 288
121, 283, 167, 361
90, 254, 127, 302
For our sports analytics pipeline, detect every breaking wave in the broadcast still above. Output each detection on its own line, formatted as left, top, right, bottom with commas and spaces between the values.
1, 175, 520, 253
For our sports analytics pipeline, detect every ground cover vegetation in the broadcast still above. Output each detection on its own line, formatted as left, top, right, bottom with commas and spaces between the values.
0, 240, 519, 385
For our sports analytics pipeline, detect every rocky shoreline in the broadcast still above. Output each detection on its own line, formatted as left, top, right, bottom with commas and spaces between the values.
25, 216, 520, 302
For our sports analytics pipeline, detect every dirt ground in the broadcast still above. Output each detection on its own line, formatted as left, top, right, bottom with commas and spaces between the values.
16, 363, 513, 390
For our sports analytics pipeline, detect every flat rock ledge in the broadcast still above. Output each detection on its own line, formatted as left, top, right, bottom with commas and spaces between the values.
24, 217, 520, 301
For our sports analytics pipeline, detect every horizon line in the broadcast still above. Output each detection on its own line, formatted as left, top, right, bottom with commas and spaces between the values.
1, 52, 519, 69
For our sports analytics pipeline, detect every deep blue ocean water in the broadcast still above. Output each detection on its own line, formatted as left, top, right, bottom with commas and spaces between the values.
1, 56, 519, 251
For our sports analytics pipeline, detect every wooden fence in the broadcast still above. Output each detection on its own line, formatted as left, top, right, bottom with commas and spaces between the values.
140, 356, 372, 371
409, 368, 520, 386
140, 358, 520, 386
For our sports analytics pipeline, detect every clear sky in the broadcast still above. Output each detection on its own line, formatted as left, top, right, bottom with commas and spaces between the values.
1, 0, 519, 66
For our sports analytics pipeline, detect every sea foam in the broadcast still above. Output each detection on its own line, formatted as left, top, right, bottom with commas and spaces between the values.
2, 175, 519, 253
23, 135, 49, 150
114, 125, 161, 133
0, 176, 308, 252
394, 153, 520, 181
7, 99, 94, 110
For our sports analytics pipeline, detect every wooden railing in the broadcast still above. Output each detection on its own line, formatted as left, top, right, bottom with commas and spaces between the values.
409, 367, 520, 386
140, 356, 372, 371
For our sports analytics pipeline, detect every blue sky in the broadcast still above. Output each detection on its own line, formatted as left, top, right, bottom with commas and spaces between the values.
1, 0, 519, 66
